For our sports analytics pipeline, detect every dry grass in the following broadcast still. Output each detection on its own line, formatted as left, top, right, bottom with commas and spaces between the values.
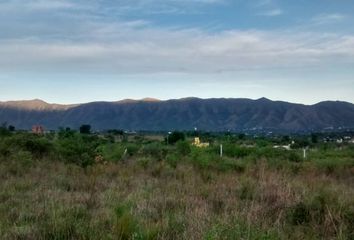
1, 156, 353, 240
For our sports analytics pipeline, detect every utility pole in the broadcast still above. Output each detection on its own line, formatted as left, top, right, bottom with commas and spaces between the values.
303, 148, 307, 159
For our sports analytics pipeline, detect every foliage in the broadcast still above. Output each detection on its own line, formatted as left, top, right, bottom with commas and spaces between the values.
1, 130, 354, 239
167, 131, 185, 145
56, 134, 99, 167
97, 143, 126, 163
176, 141, 191, 156
141, 142, 167, 160
79, 124, 91, 134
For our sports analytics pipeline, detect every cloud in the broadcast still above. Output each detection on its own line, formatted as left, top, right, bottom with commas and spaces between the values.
257, 9, 283, 16
1, 27, 353, 75
255, 0, 273, 7
311, 13, 347, 25
0, 0, 225, 15
0, 0, 78, 11
0, 0, 353, 76
253, 0, 283, 17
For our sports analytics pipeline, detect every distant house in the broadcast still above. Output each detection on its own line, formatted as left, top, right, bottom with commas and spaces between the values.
32, 125, 44, 134
192, 137, 209, 148
273, 144, 291, 150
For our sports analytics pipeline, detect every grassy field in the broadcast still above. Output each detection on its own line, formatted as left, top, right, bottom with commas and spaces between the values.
0, 130, 353, 239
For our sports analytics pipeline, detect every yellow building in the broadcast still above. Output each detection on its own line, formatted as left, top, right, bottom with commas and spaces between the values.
192, 137, 209, 147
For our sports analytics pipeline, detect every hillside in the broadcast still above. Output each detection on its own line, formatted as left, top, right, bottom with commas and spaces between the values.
0, 98, 354, 132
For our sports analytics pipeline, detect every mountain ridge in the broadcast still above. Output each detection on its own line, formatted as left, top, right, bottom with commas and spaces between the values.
0, 97, 353, 132
1, 97, 351, 110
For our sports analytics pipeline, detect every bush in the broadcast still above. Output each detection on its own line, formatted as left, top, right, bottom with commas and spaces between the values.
222, 143, 252, 158
166, 153, 179, 169
113, 204, 139, 239
98, 143, 126, 163
7, 150, 33, 175
216, 158, 246, 172
0, 123, 11, 136
23, 137, 53, 158
167, 132, 185, 145
141, 142, 167, 160
138, 157, 151, 169
190, 148, 214, 170
238, 178, 257, 200
56, 134, 99, 168
1, 134, 53, 159
125, 143, 140, 156
252, 147, 284, 159
288, 151, 302, 163
176, 141, 191, 156
113, 203, 158, 240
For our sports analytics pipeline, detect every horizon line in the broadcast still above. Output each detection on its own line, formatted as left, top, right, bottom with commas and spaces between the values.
0, 97, 353, 106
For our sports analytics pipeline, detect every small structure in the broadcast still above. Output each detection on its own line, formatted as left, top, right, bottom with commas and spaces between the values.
192, 137, 209, 148
273, 144, 291, 150
32, 125, 44, 135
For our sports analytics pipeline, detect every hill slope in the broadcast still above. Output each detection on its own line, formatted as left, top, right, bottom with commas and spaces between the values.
0, 98, 353, 132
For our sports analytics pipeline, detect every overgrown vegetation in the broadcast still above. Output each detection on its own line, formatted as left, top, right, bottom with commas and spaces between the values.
0, 127, 353, 239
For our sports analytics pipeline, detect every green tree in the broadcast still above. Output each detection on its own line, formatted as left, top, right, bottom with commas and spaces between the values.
58, 127, 76, 139
167, 131, 185, 145
79, 124, 91, 134
0, 122, 10, 136
311, 133, 318, 144
238, 133, 246, 140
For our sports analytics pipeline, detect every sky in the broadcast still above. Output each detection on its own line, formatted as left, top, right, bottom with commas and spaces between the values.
0, 0, 353, 104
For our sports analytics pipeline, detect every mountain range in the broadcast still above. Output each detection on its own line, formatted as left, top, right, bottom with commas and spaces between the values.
0, 98, 354, 133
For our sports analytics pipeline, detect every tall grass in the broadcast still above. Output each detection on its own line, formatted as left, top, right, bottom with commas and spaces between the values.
0, 132, 353, 239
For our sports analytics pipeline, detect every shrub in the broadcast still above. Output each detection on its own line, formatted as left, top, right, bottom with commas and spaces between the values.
216, 158, 246, 173
138, 157, 151, 169
166, 153, 179, 169
167, 132, 185, 145
113, 203, 158, 240
141, 142, 167, 160
288, 202, 310, 225
190, 148, 214, 170
0, 125, 11, 137
222, 143, 252, 158
7, 150, 33, 175
1, 134, 53, 159
238, 178, 257, 200
56, 134, 99, 168
253, 147, 283, 160
58, 127, 76, 139
176, 141, 191, 156
125, 143, 140, 156
98, 143, 125, 163
23, 137, 53, 158
288, 151, 302, 162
